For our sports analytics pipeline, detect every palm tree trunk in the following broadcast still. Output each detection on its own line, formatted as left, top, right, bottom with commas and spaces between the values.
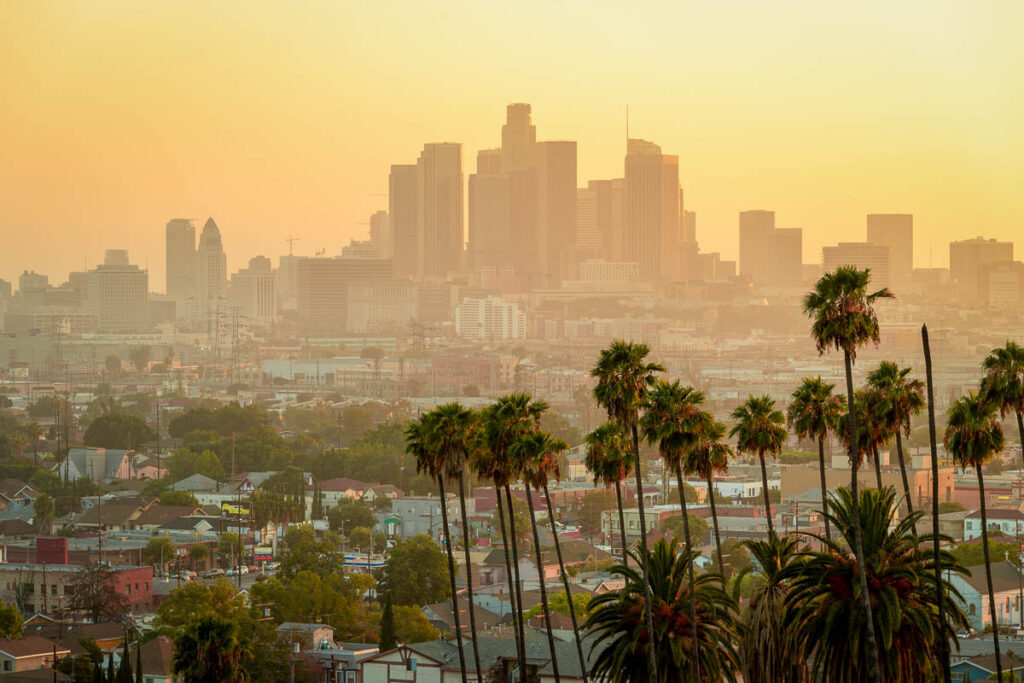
496, 487, 526, 683
505, 485, 528, 673
706, 471, 723, 574
817, 436, 832, 542
923, 324, 951, 683
757, 452, 774, 534
542, 479, 588, 683
629, 424, 658, 683
525, 485, 560, 683
1017, 412, 1024, 472
977, 469, 1004, 681
438, 476, 468, 683
614, 480, 628, 565
675, 467, 700, 683
894, 431, 916, 535
871, 445, 883, 489
457, 474, 483, 682
843, 349, 883, 683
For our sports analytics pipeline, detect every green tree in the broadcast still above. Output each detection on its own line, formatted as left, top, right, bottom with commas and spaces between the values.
349, 526, 372, 552
68, 563, 130, 622
33, 492, 55, 535
155, 580, 249, 638
130, 346, 151, 373
730, 395, 787, 534
392, 605, 439, 644
584, 423, 633, 563
946, 392, 1007, 680
381, 535, 450, 606
592, 339, 664, 682
0, 599, 24, 639
159, 490, 199, 507
326, 498, 375, 533
143, 537, 177, 576
683, 417, 734, 574
217, 532, 242, 569
660, 514, 709, 548
83, 412, 155, 450
802, 265, 893, 683
585, 539, 740, 683
787, 376, 844, 541
105, 355, 122, 378
166, 448, 225, 482
524, 591, 592, 621
173, 615, 252, 683
378, 593, 397, 651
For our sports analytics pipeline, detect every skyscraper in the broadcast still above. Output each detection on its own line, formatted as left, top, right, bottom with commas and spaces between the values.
468, 149, 511, 269
682, 210, 696, 244
165, 219, 195, 303
85, 250, 148, 333
416, 143, 464, 278
822, 242, 891, 289
501, 103, 536, 173
230, 255, 277, 329
949, 237, 1014, 302
369, 210, 392, 258
588, 178, 625, 261
738, 210, 775, 284
194, 217, 228, 317
389, 164, 419, 279
534, 140, 577, 285
767, 228, 803, 287
867, 214, 913, 284
624, 139, 680, 281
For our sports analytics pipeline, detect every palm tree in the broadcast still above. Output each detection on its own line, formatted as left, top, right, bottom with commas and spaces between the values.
730, 395, 787, 533
786, 487, 969, 682
585, 539, 741, 683
405, 411, 468, 683
787, 376, 844, 541
510, 430, 568, 683
867, 360, 925, 530
24, 422, 43, 467
981, 341, 1024, 469
683, 417, 734, 573
945, 392, 1006, 681
837, 388, 887, 490
34, 492, 55, 535
172, 615, 252, 682
591, 340, 664, 681
640, 379, 705, 683
739, 532, 807, 683
802, 265, 892, 683
9, 432, 28, 461
584, 423, 633, 563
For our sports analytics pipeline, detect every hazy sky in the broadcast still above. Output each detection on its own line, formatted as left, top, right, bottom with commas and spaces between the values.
2, 1, 1022, 289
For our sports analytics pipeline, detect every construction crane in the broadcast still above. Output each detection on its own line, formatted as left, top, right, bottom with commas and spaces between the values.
286, 235, 300, 255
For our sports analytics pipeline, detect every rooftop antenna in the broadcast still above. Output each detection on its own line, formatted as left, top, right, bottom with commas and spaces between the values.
626, 105, 629, 145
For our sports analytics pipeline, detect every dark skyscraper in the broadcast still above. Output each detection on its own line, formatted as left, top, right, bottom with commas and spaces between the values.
165, 218, 195, 303
416, 142, 463, 277
389, 164, 418, 278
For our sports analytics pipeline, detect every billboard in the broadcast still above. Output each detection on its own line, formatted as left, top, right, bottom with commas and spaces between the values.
221, 502, 251, 516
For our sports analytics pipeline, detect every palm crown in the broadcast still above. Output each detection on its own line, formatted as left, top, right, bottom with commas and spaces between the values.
511, 430, 567, 490
584, 423, 633, 487
639, 380, 706, 470
787, 376, 843, 443
475, 393, 548, 486
591, 340, 665, 429
867, 361, 925, 437
801, 265, 893, 361
944, 392, 1005, 469
682, 417, 733, 481
730, 395, 787, 457
981, 341, 1024, 418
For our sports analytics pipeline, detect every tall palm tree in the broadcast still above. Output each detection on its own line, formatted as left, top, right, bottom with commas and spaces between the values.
739, 532, 807, 683
640, 379, 705, 683
802, 265, 892, 683
837, 388, 887, 490
24, 422, 43, 467
981, 341, 1024, 469
172, 615, 252, 683
683, 417, 734, 573
867, 360, 925, 530
585, 539, 741, 683
787, 376, 844, 541
9, 432, 28, 461
786, 487, 969, 682
730, 395, 787, 533
510, 430, 567, 683
405, 411, 468, 683
591, 340, 664, 681
584, 423, 633, 564
432, 402, 484, 682
945, 392, 1006, 681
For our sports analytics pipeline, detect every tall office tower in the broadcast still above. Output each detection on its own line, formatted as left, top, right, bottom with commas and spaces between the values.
0, 279, 11, 301
389, 164, 419, 278
624, 139, 681, 281
533, 141, 577, 285
277, 254, 307, 312
739, 210, 775, 284
822, 242, 892, 289
416, 143, 464, 278
588, 179, 625, 261
867, 214, 913, 285
296, 257, 393, 332
230, 256, 277, 328
165, 219, 196, 302
501, 103, 536, 173
949, 237, 1014, 302
767, 228, 803, 286
194, 217, 228, 314
85, 250, 148, 333
576, 187, 601, 251
454, 295, 526, 342
369, 210, 392, 257
682, 210, 697, 244
468, 149, 511, 269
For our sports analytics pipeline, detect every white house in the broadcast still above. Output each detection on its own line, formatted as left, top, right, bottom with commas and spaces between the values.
949, 561, 1024, 631
963, 507, 1024, 540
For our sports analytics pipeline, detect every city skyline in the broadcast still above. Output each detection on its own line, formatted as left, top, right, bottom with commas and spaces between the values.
3, 2, 1024, 285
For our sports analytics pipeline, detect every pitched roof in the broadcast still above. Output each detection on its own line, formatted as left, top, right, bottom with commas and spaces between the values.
320, 477, 371, 492
139, 635, 174, 676
72, 502, 142, 527
962, 561, 1023, 595
0, 636, 69, 658
966, 507, 1024, 521
134, 505, 205, 527
169, 474, 218, 492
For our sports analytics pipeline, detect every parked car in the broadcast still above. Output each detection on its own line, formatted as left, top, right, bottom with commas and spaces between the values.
203, 568, 225, 579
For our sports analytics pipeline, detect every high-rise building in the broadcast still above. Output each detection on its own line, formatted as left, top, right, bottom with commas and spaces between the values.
949, 237, 1014, 302
738, 210, 775, 284
822, 242, 891, 288
165, 219, 196, 303
194, 217, 228, 318
588, 179, 625, 261
389, 164, 418, 278
624, 139, 680, 281
296, 257, 393, 332
369, 210, 392, 257
867, 214, 913, 285
533, 140, 577, 285
982, 261, 1024, 308
346, 282, 418, 334
85, 250, 148, 333
501, 103, 536, 173
576, 187, 601, 251
416, 143, 463, 278
682, 210, 696, 244
468, 149, 511, 269
277, 254, 307, 312
454, 295, 526, 341
768, 228, 803, 286
230, 256, 277, 329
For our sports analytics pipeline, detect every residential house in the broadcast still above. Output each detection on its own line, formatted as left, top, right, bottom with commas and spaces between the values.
276, 623, 335, 651
380, 496, 462, 543
62, 448, 131, 484
0, 481, 37, 513
133, 505, 209, 531
950, 561, 1024, 631
951, 652, 1024, 682
319, 478, 373, 509
963, 507, 1024, 541
169, 474, 219, 493
0, 637, 70, 673
138, 635, 176, 683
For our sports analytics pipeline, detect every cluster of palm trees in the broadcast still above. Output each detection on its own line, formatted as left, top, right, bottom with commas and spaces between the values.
402, 266, 1024, 682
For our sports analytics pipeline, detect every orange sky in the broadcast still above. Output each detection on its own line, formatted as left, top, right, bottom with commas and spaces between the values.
1, 1, 1022, 289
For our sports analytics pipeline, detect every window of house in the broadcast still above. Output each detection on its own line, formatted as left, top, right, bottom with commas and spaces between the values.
4, 660, 11, 672
970, 604, 977, 616
51, 585, 57, 596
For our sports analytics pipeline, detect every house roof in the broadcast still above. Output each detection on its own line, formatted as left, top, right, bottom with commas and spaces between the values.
72, 502, 142, 527
400, 633, 599, 678
139, 635, 174, 676
169, 474, 218, 492
424, 596, 503, 631
0, 636, 69, 659
0, 479, 34, 500
320, 477, 371, 492
962, 561, 1023, 595
960, 651, 1024, 673
277, 622, 332, 634
134, 505, 206, 527
0, 519, 34, 537
966, 507, 1024, 521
